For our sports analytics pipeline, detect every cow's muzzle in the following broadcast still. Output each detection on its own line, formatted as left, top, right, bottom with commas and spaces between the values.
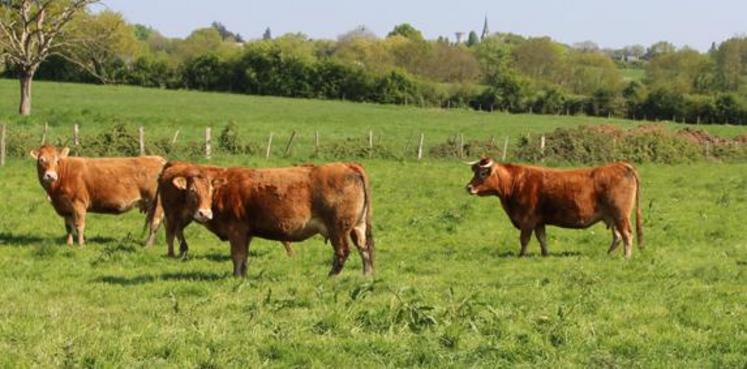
465, 184, 478, 195
42, 171, 58, 184
194, 208, 213, 223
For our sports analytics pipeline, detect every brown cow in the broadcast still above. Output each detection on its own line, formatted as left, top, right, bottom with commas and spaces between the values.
165, 163, 374, 277
465, 158, 643, 258
30, 145, 165, 246
148, 161, 295, 258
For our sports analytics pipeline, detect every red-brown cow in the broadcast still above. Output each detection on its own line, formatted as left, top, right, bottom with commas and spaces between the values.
165, 163, 374, 277
465, 158, 643, 257
148, 161, 294, 258
30, 145, 165, 246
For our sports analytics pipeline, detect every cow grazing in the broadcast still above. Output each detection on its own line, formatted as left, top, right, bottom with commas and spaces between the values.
465, 158, 643, 258
165, 163, 374, 277
148, 161, 295, 258
30, 145, 166, 246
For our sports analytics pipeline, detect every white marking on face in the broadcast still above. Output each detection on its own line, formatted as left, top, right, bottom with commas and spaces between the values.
43, 171, 58, 183
194, 208, 213, 223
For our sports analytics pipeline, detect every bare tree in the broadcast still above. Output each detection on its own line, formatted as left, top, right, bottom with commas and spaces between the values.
0, 0, 99, 115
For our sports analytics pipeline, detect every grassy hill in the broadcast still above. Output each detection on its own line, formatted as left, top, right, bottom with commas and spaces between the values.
0, 79, 746, 368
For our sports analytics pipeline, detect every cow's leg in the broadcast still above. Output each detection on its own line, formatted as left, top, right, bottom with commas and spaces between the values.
351, 224, 373, 276
518, 228, 532, 257
618, 219, 633, 259
282, 242, 294, 257
229, 233, 250, 277
72, 205, 87, 246
177, 227, 189, 259
64, 216, 75, 245
535, 224, 549, 257
607, 227, 622, 255
165, 219, 177, 258
144, 209, 163, 248
329, 232, 351, 276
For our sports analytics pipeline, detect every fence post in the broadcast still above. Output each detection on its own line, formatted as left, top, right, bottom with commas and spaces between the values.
417, 133, 424, 161
314, 130, 320, 155
284, 131, 297, 157
41, 122, 48, 145
0, 123, 5, 167
73, 124, 79, 147
171, 129, 180, 145
205, 127, 212, 159
458, 133, 464, 159
502, 137, 509, 161
368, 130, 373, 158
265, 132, 274, 159
138, 126, 145, 155
540, 135, 546, 161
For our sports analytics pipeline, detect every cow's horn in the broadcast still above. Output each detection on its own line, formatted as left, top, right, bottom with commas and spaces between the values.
464, 160, 481, 166
480, 159, 494, 168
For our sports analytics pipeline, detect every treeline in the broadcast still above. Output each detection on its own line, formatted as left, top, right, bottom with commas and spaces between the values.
4, 15, 747, 124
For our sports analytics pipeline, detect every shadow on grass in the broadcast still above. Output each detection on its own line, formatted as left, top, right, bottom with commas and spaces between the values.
0, 232, 47, 247
496, 250, 583, 258
95, 271, 227, 286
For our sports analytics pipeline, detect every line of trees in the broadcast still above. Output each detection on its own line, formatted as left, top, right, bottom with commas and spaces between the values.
2, 4, 747, 124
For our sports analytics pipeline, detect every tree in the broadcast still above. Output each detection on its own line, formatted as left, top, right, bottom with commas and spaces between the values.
63, 10, 140, 83
0, 0, 100, 115
211, 21, 243, 42
644, 41, 676, 60
386, 23, 423, 42
572, 40, 599, 53
466, 31, 479, 47
262, 27, 271, 40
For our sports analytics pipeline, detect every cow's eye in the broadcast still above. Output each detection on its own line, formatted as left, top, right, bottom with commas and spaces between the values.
479, 168, 491, 178
39, 157, 46, 163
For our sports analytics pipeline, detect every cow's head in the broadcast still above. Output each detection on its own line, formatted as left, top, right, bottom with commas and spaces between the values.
465, 157, 498, 196
30, 145, 69, 185
171, 171, 227, 224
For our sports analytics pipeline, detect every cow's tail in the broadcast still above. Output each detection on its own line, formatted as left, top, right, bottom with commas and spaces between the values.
350, 163, 374, 271
143, 162, 170, 245
625, 162, 644, 249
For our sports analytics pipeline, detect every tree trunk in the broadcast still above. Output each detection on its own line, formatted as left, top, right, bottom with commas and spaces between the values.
19, 70, 35, 116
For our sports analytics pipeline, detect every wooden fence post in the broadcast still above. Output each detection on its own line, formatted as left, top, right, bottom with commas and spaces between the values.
458, 133, 464, 159
502, 137, 509, 161
314, 131, 320, 155
171, 129, 180, 145
540, 135, 546, 161
284, 131, 297, 157
138, 126, 145, 155
1, 124, 5, 167
41, 122, 48, 145
265, 132, 274, 159
73, 124, 79, 147
368, 130, 373, 158
417, 133, 424, 161
205, 127, 212, 159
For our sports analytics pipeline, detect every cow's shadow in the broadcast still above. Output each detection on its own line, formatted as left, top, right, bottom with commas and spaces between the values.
95, 271, 227, 286
0, 232, 46, 247
495, 250, 583, 258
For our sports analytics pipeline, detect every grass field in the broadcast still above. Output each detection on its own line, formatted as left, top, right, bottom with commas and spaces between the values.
0, 80, 746, 368
620, 68, 646, 82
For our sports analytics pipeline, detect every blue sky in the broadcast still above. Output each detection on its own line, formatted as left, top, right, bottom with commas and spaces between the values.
100, 0, 746, 50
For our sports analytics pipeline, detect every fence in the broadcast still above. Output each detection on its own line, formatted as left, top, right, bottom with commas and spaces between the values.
0, 123, 524, 166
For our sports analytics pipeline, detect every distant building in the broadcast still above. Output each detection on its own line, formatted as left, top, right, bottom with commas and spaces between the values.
481, 15, 490, 40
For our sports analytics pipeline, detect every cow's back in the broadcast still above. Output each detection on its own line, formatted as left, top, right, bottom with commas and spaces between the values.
212, 163, 367, 242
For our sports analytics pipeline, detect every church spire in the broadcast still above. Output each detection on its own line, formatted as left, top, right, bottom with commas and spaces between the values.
481, 14, 490, 40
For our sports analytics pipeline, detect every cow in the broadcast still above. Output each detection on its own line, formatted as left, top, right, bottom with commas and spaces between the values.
30, 144, 166, 246
465, 157, 643, 258
147, 161, 295, 258
162, 163, 374, 277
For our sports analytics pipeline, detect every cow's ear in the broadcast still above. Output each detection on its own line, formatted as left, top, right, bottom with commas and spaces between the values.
211, 177, 228, 189
172, 177, 187, 190
59, 147, 70, 158
29, 149, 39, 160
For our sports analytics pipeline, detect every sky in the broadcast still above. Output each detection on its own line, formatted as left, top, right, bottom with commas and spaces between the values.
98, 0, 746, 51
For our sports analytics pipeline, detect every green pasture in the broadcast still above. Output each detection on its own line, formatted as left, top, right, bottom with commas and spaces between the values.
0, 80, 746, 368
